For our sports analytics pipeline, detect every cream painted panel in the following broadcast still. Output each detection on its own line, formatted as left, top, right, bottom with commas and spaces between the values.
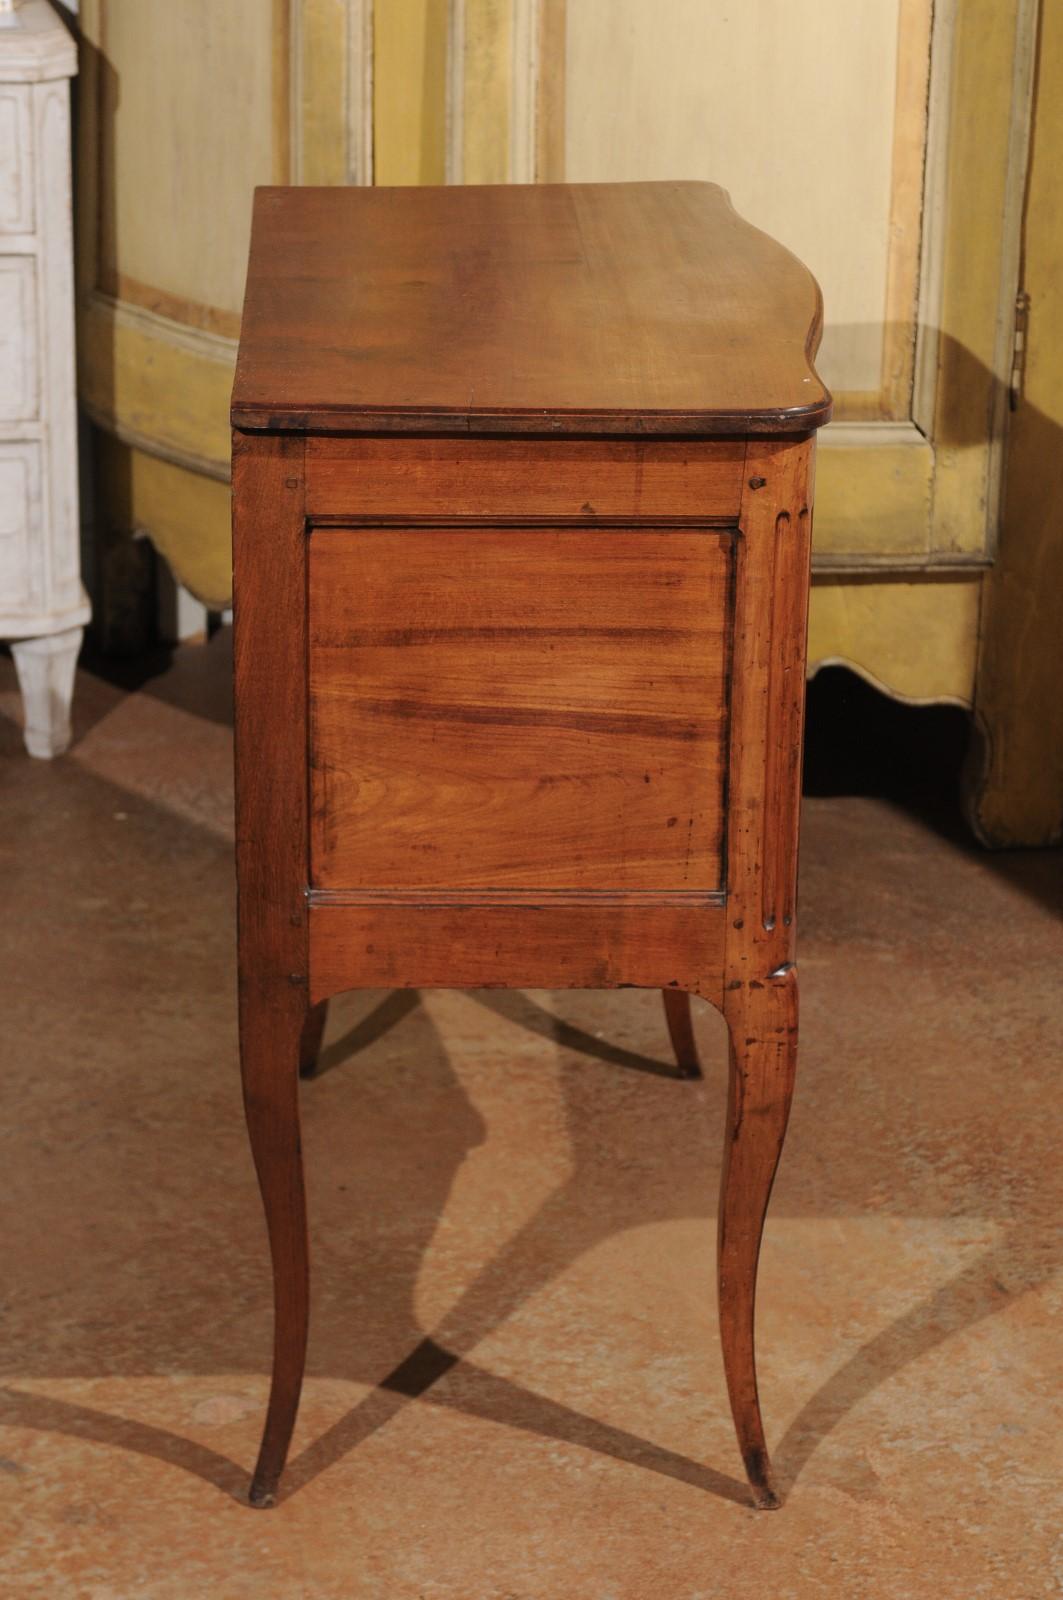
815, 427, 932, 558
0, 86, 34, 233
0, 258, 38, 420
99, 0, 277, 317
0, 444, 40, 610
564, 0, 900, 396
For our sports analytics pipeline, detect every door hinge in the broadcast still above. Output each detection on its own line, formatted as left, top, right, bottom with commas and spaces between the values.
1010, 289, 1031, 410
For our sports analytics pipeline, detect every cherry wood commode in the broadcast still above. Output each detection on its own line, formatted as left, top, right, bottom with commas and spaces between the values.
231, 182, 831, 1511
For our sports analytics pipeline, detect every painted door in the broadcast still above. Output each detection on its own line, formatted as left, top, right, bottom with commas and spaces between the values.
449, 0, 1036, 577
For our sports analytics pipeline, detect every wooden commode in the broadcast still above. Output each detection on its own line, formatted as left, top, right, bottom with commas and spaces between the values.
230, 181, 831, 1510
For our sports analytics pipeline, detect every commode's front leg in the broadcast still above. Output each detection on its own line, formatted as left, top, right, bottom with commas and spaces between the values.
240, 982, 310, 1507
717, 965, 798, 1509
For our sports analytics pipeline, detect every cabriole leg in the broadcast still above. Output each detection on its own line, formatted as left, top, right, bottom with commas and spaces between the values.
240, 984, 310, 1508
718, 966, 798, 1509
662, 989, 702, 1078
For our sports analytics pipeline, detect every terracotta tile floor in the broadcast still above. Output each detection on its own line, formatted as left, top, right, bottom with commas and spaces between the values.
1, 636, 1062, 1598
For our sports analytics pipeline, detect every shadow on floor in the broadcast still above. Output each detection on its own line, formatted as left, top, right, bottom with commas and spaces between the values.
3, 649, 1059, 1519
3, 927, 1056, 1516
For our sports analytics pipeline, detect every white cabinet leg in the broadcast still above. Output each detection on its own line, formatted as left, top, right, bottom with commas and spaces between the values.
10, 627, 83, 759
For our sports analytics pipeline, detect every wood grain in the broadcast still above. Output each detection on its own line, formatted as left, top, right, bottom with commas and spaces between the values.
307, 895, 726, 1005
662, 988, 702, 1079
305, 436, 745, 521
232, 182, 831, 434
724, 439, 814, 976
718, 964, 798, 1509
232, 432, 312, 1509
309, 525, 734, 891
717, 437, 814, 1507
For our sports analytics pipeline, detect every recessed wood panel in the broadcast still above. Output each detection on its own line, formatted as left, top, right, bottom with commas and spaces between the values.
309, 525, 734, 890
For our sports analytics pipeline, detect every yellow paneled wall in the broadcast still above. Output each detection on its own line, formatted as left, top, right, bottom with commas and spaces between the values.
76, 0, 1061, 839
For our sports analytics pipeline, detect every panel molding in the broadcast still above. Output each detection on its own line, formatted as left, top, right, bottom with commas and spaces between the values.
308, 887, 727, 908
448, 0, 542, 184
289, 0, 374, 185
510, 0, 539, 182
445, 0, 465, 183
79, 292, 235, 480
879, 0, 934, 419
912, 0, 957, 433
309, 518, 733, 892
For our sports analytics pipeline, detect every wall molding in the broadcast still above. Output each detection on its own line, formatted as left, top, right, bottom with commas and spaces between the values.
911, 0, 956, 435
445, 0, 465, 183
87, 290, 237, 365
289, 0, 374, 185
510, 0, 539, 182
447, 0, 543, 185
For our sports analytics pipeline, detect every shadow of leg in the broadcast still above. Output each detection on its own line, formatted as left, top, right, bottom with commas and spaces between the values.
0, 1387, 247, 1501
312, 990, 423, 1080
773, 1232, 1043, 1496
299, 1000, 329, 1079
663, 989, 703, 1079
473, 990, 683, 1079
280, 1344, 752, 1509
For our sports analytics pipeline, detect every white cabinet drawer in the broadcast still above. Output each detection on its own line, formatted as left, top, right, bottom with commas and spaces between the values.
0, 86, 34, 235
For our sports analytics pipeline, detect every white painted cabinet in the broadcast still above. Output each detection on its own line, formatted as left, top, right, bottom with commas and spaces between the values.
1, 0, 88, 757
